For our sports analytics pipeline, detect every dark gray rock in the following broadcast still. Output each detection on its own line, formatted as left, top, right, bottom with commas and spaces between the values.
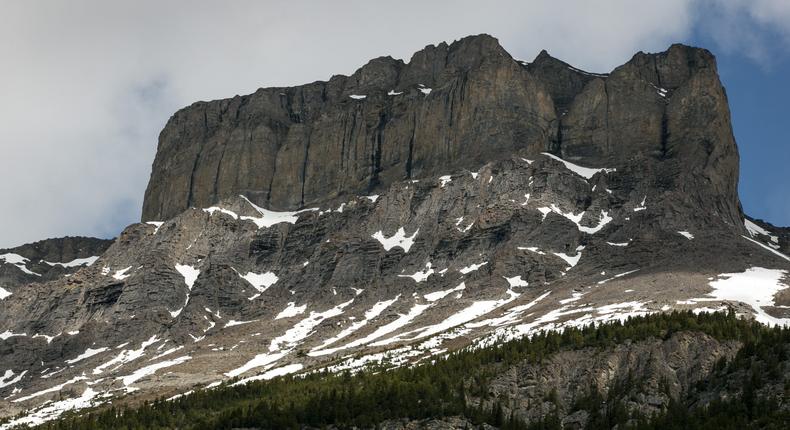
142, 34, 556, 220
141, 36, 741, 234
0, 236, 113, 295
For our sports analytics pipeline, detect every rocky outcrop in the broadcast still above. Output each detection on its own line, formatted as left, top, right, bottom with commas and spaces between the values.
474, 331, 741, 427
142, 34, 555, 220
0, 236, 112, 294
3, 152, 788, 425
142, 35, 741, 232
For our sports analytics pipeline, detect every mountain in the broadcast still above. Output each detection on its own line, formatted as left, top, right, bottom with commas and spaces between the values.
1, 34, 788, 428
141, 34, 739, 229
0, 237, 113, 299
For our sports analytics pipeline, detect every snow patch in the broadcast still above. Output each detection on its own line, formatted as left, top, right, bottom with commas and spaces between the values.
0, 253, 41, 276
467, 291, 551, 328
744, 219, 779, 243
224, 319, 258, 328
633, 196, 647, 212
503, 276, 529, 288
459, 262, 487, 274
541, 152, 614, 179
742, 235, 790, 262
275, 302, 307, 320
171, 264, 200, 318
203, 206, 239, 219
1, 331, 27, 340
678, 231, 694, 240
553, 246, 584, 268
538, 204, 612, 234
309, 296, 400, 356
118, 356, 191, 390
175, 264, 199, 288
32, 333, 56, 343
92, 335, 160, 375
13, 375, 88, 403
113, 266, 132, 280
454, 217, 474, 233
232, 363, 303, 385
238, 195, 317, 228
44, 256, 99, 268
706, 267, 789, 326
423, 283, 466, 302
378, 290, 520, 345
398, 263, 435, 283
0, 370, 27, 389
559, 292, 586, 305
372, 227, 419, 252
65, 347, 108, 364
228, 299, 355, 377
597, 269, 640, 285
338, 302, 432, 349
146, 221, 164, 234
270, 299, 354, 352
2, 387, 103, 428
237, 270, 278, 295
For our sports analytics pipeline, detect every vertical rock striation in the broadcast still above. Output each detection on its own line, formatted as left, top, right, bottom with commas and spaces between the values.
141, 35, 741, 229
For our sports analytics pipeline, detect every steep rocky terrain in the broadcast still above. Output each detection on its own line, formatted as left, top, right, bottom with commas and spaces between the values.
14, 312, 789, 429
1, 35, 789, 427
141, 34, 740, 231
0, 237, 112, 299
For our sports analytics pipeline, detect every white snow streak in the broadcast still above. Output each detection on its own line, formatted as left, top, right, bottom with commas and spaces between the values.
398, 263, 435, 283
118, 356, 191, 390
44, 256, 99, 268
678, 231, 694, 240
459, 262, 487, 274
0, 253, 41, 276
536, 204, 612, 234
423, 283, 466, 302
275, 302, 307, 320
112, 266, 132, 280
541, 152, 614, 179
65, 347, 108, 364
309, 296, 400, 356
742, 235, 790, 262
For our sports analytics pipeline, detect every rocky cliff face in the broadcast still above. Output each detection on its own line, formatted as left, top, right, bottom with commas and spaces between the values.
0, 237, 112, 297
1, 35, 788, 427
142, 35, 741, 232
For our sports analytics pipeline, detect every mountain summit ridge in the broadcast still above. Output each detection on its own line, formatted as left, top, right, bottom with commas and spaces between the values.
141, 34, 740, 233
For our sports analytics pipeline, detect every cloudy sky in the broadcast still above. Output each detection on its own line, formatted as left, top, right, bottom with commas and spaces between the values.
1, 0, 788, 248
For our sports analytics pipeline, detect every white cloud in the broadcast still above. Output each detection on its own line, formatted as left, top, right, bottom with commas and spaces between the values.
697, 0, 790, 65
0, 0, 785, 247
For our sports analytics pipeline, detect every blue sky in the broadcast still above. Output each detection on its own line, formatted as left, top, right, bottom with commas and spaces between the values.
707, 48, 790, 226
0, 1, 788, 248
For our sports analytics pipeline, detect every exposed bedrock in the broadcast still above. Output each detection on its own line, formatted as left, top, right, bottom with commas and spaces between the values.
141, 35, 741, 231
